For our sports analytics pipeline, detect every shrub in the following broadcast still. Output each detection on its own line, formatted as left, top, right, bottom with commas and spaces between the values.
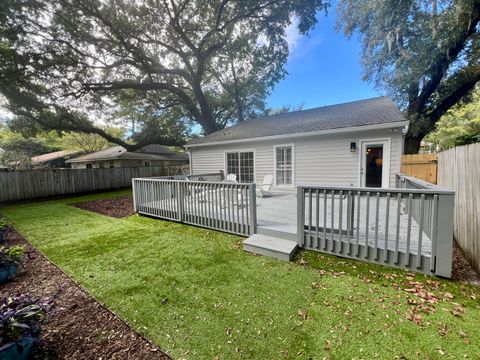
0, 294, 54, 346
0, 246, 25, 267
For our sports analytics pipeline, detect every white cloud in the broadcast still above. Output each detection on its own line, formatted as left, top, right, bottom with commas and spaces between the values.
285, 17, 302, 52
284, 17, 324, 61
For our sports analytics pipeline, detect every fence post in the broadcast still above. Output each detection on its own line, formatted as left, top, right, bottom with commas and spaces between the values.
176, 181, 184, 222
297, 186, 305, 247
434, 193, 455, 277
248, 183, 257, 235
132, 179, 137, 212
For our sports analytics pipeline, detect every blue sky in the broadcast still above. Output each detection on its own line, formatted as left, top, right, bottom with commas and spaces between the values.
267, 9, 380, 110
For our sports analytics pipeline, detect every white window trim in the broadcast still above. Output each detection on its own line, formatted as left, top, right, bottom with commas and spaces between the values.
223, 149, 256, 183
358, 138, 391, 188
273, 143, 295, 188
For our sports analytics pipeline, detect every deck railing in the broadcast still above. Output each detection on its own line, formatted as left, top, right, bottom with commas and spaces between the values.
132, 177, 256, 236
297, 181, 455, 277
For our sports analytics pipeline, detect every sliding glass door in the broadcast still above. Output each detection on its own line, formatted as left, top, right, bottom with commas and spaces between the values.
275, 145, 293, 186
226, 151, 254, 183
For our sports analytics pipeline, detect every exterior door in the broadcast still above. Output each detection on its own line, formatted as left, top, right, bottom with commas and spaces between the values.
275, 145, 293, 186
360, 140, 389, 188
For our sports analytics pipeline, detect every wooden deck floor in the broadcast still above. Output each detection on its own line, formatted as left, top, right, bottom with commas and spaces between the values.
257, 192, 432, 256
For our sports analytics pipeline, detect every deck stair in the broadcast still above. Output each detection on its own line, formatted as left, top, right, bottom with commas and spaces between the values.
243, 233, 297, 261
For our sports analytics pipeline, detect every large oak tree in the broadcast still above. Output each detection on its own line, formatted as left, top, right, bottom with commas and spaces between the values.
337, 0, 480, 153
0, 0, 327, 150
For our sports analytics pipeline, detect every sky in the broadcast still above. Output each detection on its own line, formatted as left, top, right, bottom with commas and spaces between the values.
267, 8, 380, 110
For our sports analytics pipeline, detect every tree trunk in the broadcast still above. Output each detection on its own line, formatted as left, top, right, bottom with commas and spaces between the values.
404, 135, 423, 154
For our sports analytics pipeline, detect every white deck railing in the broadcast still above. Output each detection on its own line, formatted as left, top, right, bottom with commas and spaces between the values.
297, 177, 455, 277
132, 177, 256, 236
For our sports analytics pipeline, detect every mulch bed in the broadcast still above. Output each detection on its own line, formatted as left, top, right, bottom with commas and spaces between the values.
71, 195, 135, 218
0, 230, 170, 360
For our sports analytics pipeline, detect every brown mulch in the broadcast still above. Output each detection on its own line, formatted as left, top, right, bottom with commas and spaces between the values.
451, 243, 480, 286
71, 195, 135, 218
0, 230, 170, 360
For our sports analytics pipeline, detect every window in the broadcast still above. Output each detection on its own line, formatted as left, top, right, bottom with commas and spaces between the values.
85, 163, 93, 169
109, 161, 115, 168
226, 151, 254, 183
144, 161, 151, 167
275, 145, 293, 186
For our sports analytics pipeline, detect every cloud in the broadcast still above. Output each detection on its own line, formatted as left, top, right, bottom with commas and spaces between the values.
285, 17, 324, 61
285, 17, 302, 52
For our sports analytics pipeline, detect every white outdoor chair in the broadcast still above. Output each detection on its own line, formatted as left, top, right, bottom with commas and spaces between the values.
225, 174, 237, 182
256, 174, 273, 198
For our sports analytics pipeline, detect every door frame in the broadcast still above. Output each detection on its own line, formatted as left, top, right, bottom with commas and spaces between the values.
358, 138, 391, 188
273, 143, 295, 188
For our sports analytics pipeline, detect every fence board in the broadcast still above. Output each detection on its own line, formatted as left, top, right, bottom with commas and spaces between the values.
0, 165, 189, 202
437, 143, 480, 274
401, 154, 438, 184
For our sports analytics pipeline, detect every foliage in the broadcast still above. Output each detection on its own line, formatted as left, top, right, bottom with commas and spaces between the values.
2, 191, 480, 359
425, 90, 480, 150
0, 218, 8, 229
0, 0, 329, 150
0, 293, 53, 345
0, 245, 25, 267
337, 0, 480, 153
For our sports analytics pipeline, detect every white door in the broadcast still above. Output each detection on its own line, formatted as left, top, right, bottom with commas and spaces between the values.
360, 140, 390, 188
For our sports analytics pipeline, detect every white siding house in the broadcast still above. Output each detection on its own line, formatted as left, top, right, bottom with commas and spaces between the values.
186, 97, 408, 189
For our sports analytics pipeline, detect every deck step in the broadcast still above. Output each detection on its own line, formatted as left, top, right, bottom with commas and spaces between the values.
256, 226, 297, 241
243, 234, 297, 261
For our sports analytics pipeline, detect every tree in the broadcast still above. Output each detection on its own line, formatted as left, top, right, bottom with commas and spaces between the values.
337, 0, 480, 153
0, 0, 328, 150
425, 89, 480, 150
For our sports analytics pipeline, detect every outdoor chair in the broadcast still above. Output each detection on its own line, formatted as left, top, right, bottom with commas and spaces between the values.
225, 174, 238, 182
256, 174, 273, 198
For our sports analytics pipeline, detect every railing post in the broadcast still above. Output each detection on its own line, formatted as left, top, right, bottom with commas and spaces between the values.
132, 179, 137, 212
297, 186, 305, 247
248, 183, 257, 235
434, 193, 454, 277
176, 181, 184, 222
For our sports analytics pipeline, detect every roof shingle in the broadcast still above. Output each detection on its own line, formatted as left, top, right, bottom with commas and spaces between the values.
187, 97, 407, 146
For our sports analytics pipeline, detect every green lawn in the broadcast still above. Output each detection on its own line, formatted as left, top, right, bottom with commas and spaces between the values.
2, 191, 480, 359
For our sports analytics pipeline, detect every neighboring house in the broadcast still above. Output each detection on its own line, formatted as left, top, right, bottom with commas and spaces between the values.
185, 97, 409, 189
67, 144, 189, 169
31, 150, 84, 168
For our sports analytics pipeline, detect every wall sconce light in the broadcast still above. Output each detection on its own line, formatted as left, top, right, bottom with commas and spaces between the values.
350, 142, 357, 152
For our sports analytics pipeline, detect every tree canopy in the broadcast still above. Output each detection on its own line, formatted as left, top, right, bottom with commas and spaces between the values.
425, 88, 480, 150
0, 0, 328, 150
337, 0, 480, 153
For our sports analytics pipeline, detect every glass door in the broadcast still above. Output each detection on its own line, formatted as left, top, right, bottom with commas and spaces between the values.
361, 141, 387, 188
275, 146, 293, 186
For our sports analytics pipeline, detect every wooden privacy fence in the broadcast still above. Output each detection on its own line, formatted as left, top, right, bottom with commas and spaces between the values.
0, 165, 189, 202
132, 177, 256, 236
437, 143, 480, 274
297, 178, 454, 277
401, 154, 438, 184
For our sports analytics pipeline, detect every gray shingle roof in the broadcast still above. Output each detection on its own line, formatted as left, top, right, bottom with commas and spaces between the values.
187, 97, 407, 146
67, 145, 188, 163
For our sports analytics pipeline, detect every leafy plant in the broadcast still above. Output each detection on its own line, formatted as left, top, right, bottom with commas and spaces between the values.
0, 219, 8, 229
0, 246, 25, 267
0, 294, 54, 346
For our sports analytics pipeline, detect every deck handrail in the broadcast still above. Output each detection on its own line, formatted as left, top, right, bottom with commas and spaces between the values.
132, 177, 256, 236
297, 183, 454, 277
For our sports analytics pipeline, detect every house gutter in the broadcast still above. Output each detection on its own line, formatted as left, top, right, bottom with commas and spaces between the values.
185, 121, 410, 149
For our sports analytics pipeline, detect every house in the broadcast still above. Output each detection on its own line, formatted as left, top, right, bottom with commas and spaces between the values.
67, 144, 189, 169
31, 149, 84, 168
185, 97, 409, 189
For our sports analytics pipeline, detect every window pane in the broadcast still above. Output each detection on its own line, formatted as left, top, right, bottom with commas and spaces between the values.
226, 153, 240, 179
240, 152, 254, 182
275, 146, 292, 185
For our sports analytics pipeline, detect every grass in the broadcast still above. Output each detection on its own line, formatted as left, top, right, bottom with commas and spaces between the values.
2, 190, 480, 359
